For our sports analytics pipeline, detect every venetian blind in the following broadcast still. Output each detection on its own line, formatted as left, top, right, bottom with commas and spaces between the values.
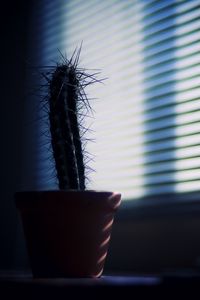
33, 0, 200, 201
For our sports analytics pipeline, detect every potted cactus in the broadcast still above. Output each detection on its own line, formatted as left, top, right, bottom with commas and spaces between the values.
15, 50, 121, 278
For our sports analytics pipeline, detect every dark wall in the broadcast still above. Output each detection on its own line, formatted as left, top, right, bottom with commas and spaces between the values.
0, 1, 31, 269
1, 0, 200, 275
106, 208, 200, 273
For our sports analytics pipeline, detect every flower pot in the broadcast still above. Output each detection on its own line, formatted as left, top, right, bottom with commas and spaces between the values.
15, 190, 121, 278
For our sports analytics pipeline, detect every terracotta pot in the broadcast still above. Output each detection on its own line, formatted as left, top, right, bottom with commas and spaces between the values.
15, 190, 121, 278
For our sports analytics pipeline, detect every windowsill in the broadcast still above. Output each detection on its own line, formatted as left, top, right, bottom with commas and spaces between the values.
0, 270, 200, 297
118, 191, 200, 220
0, 270, 161, 285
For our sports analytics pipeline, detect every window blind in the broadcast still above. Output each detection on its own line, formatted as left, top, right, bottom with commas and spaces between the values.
32, 0, 200, 201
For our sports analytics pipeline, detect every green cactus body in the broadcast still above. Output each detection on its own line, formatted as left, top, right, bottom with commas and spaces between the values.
49, 64, 85, 190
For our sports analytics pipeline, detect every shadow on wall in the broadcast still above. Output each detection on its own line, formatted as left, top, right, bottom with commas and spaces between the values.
106, 198, 200, 273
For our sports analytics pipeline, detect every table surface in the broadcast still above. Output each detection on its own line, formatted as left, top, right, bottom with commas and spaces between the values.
0, 270, 160, 284
0, 270, 200, 298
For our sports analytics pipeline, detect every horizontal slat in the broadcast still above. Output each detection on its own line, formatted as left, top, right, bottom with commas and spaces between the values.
177, 18, 200, 35
140, 1, 200, 28
93, 102, 200, 131
176, 0, 200, 14
93, 135, 200, 162
175, 180, 200, 192
93, 95, 200, 131
92, 144, 200, 171
143, 169, 200, 185
90, 173, 200, 195
141, 6, 178, 28
142, 52, 200, 81
101, 174, 200, 190
143, 9, 200, 37
143, 42, 200, 69
147, 88, 200, 109
140, 0, 175, 17
92, 157, 200, 179
144, 79, 200, 102
142, 19, 200, 49
143, 65, 200, 90
144, 111, 200, 131
145, 180, 200, 195
95, 117, 200, 144
147, 157, 200, 175
143, 30, 200, 59
145, 99, 200, 121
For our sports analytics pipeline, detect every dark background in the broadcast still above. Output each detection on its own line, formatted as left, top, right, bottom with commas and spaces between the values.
1, 0, 200, 275
0, 0, 31, 269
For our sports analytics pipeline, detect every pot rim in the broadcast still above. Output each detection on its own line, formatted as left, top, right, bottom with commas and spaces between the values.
15, 190, 121, 213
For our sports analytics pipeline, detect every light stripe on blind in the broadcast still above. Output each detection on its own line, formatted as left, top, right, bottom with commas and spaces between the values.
33, 0, 200, 200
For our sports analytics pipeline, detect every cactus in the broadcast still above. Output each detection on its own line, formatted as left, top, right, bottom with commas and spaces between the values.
41, 49, 100, 190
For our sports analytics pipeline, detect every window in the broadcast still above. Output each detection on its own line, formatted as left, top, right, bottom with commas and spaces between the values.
31, 0, 200, 201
